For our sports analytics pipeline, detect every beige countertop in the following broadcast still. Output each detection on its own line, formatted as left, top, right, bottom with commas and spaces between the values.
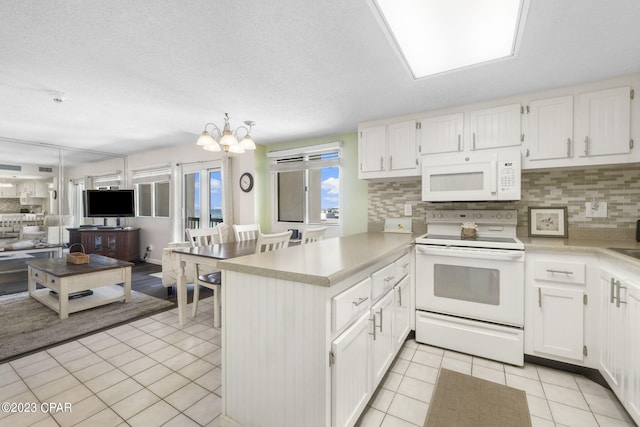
217, 232, 415, 287
521, 236, 640, 269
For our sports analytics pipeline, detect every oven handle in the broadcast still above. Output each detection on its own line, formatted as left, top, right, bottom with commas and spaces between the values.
415, 245, 524, 261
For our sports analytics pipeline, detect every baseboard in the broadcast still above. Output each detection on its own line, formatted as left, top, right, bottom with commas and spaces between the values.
524, 354, 610, 390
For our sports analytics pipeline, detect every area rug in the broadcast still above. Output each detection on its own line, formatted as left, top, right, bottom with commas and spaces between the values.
425, 368, 531, 427
0, 290, 175, 361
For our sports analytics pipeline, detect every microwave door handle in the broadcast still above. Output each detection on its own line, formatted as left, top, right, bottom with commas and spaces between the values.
490, 161, 497, 194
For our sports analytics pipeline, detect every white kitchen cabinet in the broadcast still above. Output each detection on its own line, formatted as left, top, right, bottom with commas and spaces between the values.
371, 289, 395, 388
34, 180, 49, 197
359, 125, 387, 175
393, 275, 411, 350
420, 112, 464, 154
331, 312, 371, 427
533, 286, 584, 360
624, 281, 640, 424
468, 103, 522, 150
599, 267, 626, 397
576, 86, 632, 158
358, 120, 420, 179
626, 281, 640, 423
371, 263, 395, 302
0, 184, 17, 197
523, 95, 574, 164
17, 180, 36, 195
525, 254, 591, 364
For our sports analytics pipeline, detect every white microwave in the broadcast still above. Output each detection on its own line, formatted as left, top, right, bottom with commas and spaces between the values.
422, 149, 521, 202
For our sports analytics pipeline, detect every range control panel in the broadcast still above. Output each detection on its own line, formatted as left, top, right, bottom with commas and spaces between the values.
426, 209, 518, 226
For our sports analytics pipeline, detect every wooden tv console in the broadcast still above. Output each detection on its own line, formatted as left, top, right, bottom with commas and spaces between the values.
68, 227, 140, 262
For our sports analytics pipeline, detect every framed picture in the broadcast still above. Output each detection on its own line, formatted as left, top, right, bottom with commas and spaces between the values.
528, 207, 568, 238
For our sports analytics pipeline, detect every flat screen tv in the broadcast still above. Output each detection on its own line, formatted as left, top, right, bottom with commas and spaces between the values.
84, 189, 135, 218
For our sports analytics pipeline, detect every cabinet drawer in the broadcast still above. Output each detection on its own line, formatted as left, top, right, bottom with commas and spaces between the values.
332, 277, 372, 332
534, 260, 586, 284
395, 253, 411, 281
30, 268, 46, 284
371, 264, 396, 302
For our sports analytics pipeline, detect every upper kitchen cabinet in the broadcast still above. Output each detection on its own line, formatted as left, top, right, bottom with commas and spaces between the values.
420, 113, 464, 154
522, 95, 574, 167
358, 119, 420, 179
576, 86, 632, 158
468, 103, 522, 151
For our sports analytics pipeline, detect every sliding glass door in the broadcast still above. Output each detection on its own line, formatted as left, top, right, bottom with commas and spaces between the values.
182, 162, 223, 235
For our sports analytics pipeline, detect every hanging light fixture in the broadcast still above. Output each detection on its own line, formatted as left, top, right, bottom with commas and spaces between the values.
196, 113, 257, 154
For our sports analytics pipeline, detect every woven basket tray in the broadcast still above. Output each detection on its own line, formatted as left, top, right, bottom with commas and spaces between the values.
67, 243, 90, 264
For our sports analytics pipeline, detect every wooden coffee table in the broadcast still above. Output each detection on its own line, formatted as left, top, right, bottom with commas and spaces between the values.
27, 254, 132, 319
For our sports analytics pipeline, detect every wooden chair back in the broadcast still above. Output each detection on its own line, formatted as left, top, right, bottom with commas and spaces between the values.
186, 226, 223, 247
255, 230, 292, 254
233, 223, 261, 242
300, 227, 328, 245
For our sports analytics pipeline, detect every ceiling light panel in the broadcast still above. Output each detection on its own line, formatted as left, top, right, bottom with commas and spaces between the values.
373, 0, 529, 79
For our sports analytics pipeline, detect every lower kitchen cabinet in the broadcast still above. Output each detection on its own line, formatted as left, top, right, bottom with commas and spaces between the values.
533, 285, 584, 360
393, 276, 411, 350
525, 254, 589, 363
626, 283, 640, 422
599, 265, 640, 424
371, 289, 395, 387
331, 312, 371, 427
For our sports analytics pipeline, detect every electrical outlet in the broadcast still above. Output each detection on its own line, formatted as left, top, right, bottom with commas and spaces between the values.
404, 203, 412, 216
585, 201, 607, 218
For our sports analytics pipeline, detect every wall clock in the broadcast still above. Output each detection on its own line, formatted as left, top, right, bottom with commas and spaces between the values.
239, 172, 254, 193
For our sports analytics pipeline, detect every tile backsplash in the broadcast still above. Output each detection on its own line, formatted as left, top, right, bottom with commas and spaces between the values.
0, 198, 22, 213
368, 164, 640, 240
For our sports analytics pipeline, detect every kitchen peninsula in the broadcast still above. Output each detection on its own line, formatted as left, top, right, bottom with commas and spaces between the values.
217, 232, 414, 427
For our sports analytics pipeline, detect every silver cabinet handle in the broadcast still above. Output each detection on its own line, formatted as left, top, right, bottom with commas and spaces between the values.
390, 155, 393, 170
383, 276, 394, 282
377, 308, 383, 333
584, 136, 589, 156
611, 277, 616, 304
397, 287, 402, 307
546, 269, 574, 275
369, 317, 376, 340
538, 287, 542, 308
472, 133, 476, 150
352, 297, 368, 307
458, 134, 461, 151
380, 156, 384, 171
616, 282, 627, 308
567, 138, 571, 158
525, 148, 530, 157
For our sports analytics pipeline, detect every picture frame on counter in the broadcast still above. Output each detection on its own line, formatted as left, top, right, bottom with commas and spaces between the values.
528, 207, 568, 238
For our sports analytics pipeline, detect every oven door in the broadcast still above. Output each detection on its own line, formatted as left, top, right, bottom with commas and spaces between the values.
415, 245, 525, 326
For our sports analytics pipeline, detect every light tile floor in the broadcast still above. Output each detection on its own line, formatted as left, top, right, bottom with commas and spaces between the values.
0, 298, 636, 427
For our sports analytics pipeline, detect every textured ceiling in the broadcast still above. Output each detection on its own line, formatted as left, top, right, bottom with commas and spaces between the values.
1, 0, 639, 162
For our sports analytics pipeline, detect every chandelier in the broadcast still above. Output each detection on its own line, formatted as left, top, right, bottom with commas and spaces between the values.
196, 113, 257, 154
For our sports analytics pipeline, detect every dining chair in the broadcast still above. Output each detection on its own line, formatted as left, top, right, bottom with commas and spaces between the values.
233, 223, 261, 242
300, 226, 328, 245
186, 226, 223, 246
186, 226, 223, 321
255, 230, 293, 254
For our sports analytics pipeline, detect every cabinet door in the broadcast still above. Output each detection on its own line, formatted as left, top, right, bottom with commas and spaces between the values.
393, 276, 411, 351
371, 290, 395, 388
359, 125, 387, 174
625, 281, 640, 425
527, 96, 573, 161
331, 312, 371, 427
388, 120, 418, 171
421, 113, 464, 154
576, 86, 631, 157
469, 104, 521, 150
533, 285, 584, 360
599, 268, 626, 395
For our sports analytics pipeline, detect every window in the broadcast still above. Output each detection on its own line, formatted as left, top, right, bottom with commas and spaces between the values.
269, 143, 341, 225
132, 166, 171, 218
